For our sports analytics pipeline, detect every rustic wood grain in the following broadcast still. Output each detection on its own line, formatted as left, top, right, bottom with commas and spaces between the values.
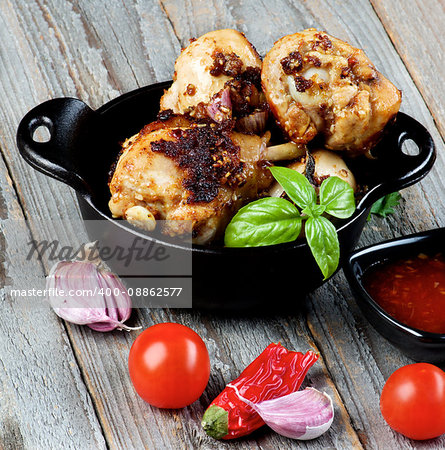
0, 0, 444, 448
0, 155, 106, 446
370, 0, 445, 139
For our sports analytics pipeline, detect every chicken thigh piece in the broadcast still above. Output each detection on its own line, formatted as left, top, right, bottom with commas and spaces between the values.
160, 29, 264, 125
108, 116, 274, 245
262, 29, 402, 155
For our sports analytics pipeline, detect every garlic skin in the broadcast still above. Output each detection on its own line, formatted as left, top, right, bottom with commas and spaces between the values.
46, 261, 140, 332
236, 110, 268, 135
229, 384, 334, 440
206, 87, 232, 122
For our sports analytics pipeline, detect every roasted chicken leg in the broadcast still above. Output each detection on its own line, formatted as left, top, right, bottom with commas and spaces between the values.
262, 29, 402, 155
160, 29, 265, 127
109, 116, 275, 244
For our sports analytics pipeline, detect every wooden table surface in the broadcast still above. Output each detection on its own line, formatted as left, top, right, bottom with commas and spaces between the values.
1, 1, 444, 448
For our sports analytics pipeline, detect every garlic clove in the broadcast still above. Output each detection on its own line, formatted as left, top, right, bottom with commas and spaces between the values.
236, 110, 268, 135
229, 384, 334, 440
125, 206, 156, 231
48, 262, 108, 324
206, 87, 232, 122
46, 261, 140, 332
87, 269, 139, 332
101, 271, 132, 323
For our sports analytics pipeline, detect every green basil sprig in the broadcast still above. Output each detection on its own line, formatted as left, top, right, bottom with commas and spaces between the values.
224, 166, 356, 279
224, 197, 302, 248
367, 192, 402, 220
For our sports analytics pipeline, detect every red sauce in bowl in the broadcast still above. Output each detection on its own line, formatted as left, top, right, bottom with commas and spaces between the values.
363, 253, 445, 334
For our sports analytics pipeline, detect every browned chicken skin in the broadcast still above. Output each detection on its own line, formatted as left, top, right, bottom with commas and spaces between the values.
109, 117, 273, 244
262, 29, 402, 155
160, 29, 265, 124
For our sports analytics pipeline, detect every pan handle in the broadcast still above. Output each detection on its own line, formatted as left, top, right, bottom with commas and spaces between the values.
358, 112, 436, 210
16, 98, 99, 199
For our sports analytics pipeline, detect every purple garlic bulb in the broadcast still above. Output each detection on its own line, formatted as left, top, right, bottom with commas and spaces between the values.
46, 261, 140, 332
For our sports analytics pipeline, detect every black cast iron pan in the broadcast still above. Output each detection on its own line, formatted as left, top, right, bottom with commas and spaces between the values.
16, 82, 436, 310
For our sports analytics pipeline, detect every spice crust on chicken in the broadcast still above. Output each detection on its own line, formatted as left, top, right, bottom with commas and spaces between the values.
160, 29, 263, 123
261, 28, 402, 155
108, 116, 274, 244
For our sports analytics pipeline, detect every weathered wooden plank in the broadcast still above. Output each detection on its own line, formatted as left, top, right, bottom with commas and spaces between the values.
0, 157, 105, 447
68, 309, 362, 449
0, 3, 112, 447
158, 0, 445, 447
370, 0, 445, 139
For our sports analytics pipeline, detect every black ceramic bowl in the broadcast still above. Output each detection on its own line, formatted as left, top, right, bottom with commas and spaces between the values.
344, 228, 445, 363
16, 81, 436, 310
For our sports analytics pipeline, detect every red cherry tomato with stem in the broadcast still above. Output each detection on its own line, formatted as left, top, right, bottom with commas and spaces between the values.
128, 323, 210, 409
380, 363, 445, 440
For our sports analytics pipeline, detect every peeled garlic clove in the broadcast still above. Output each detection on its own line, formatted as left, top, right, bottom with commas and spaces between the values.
46, 261, 140, 332
255, 388, 334, 440
230, 384, 334, 440
263, 142, 306, 161
125, 205, 156, 231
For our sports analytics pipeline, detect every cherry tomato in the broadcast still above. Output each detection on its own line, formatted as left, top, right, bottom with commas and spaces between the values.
380, 363, 445, 440
128, 323, 210, 409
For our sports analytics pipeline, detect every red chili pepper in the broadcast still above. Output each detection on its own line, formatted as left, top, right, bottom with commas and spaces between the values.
201, 343, 319, 439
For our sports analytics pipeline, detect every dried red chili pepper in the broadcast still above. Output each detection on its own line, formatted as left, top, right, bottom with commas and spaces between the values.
201, 343, 319, 439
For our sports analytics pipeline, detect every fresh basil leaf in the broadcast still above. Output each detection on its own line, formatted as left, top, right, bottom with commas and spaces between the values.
269, 166, 317, 210
319, 176, 356, 219
305, 216, 340, 280
224, 197, 302, 247
368, 192, 402, 220
302, 204, 326, 218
